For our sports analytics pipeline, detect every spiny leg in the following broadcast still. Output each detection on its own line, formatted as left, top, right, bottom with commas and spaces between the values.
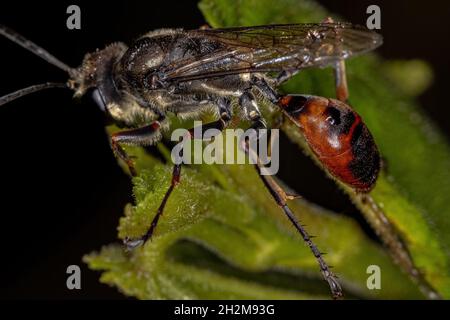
238, 90, 343, 298
124, 162, 181, 249
124, 98, 232, 249
241, 127, 343, 299
111, 119, 164, 176
239, 91, 297, 201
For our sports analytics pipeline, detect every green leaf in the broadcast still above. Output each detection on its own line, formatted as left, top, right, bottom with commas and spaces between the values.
199, 0, 450, 298
85, 147, 422, 299
85, 0, 450, 299
382, 60, 433, 96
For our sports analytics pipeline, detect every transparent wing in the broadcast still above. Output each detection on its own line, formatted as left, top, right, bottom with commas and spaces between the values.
162, 23, 382, 83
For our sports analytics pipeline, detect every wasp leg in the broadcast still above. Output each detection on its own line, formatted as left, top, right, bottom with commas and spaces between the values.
111, 120, 164, 176
251, 76, 280, 104
124, 99, 231, 250
124, 161, 181, 249
239, 89, 264, 122
241, 98, 292, 198
321, 16, 349, 102
275, 69, 301, 86
334, 59, 349, 102
240, 88, 296, 200
240, 119, 343, 299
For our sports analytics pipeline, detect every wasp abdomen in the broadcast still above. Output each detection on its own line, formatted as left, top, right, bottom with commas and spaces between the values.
278, 95, 380, 192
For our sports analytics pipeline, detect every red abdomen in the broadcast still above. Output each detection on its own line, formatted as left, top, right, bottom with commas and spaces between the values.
278, 95, 380, 192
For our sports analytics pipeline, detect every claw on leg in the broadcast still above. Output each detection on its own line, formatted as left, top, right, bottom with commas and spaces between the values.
242, 129, 343, 299
123, 237, 145, 251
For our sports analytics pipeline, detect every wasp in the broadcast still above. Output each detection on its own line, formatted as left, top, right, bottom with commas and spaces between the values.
0, 20, 382, 299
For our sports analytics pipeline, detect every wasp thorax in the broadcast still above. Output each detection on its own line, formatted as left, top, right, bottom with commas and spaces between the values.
120, 37, 167, 89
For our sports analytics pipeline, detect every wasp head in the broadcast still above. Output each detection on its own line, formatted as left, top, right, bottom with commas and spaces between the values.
69, 43, 128, 112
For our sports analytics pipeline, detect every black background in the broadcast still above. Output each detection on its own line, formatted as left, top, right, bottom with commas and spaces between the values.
0, 0, 449, 299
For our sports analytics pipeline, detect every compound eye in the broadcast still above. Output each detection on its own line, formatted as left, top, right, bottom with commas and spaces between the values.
325, 106, 341, 126
92, 88, 107, 112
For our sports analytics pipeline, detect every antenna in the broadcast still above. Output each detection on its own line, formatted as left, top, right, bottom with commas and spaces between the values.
0, 24, 73, 74
0, 82, 68, 107
0, 25, 73, 106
